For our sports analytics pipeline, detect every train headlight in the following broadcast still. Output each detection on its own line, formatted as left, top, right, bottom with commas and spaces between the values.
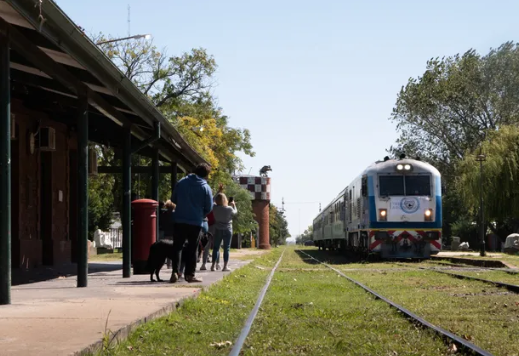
396, 164, 404, 171
379, 209, 387, 221
404, 164, 412, 170
424, 209, 433, 221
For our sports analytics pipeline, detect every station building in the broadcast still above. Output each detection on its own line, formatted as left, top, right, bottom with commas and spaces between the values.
0, 0, 206, 304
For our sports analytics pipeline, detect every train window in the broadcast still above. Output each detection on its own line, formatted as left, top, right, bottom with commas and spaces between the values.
405, 175, 431, 196
361, 177, 367, 197
379, 176, 404, 196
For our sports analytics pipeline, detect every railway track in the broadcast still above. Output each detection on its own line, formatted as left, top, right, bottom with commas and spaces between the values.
228, 248, 286, 356
425, 260, 519, 274
408, 264, 519, 294
298, 250, 495, 356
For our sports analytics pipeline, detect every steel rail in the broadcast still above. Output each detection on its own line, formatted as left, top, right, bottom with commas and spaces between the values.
228, 248, 286, 356
421, 260, 519, 274
414, 266, 519, 294
298, 250, 494, 356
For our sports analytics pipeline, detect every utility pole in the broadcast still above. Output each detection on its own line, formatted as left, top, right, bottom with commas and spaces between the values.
476, 151, 486, 256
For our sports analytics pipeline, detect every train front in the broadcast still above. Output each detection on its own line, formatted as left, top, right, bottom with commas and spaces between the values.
367, 158, 442, 259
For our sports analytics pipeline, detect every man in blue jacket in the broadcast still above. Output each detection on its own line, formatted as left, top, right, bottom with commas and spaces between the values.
170, 163, 213, 283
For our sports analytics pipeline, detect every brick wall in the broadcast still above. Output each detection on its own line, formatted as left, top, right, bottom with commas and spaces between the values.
11, 100, 74, 268
252, 200, 270, 250
51, 122, 71, 265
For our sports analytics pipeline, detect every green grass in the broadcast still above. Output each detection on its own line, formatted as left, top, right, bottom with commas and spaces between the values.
89, 246, 518, 355
347, 269, 519, 356
90, 252, 123, 262
91, 248, 283, 356
241, 268, 448, 355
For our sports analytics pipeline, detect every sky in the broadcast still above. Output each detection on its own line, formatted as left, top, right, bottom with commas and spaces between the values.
56, 0, 519, 240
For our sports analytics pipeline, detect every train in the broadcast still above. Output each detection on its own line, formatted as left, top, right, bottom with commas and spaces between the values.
312, 155, 442, 259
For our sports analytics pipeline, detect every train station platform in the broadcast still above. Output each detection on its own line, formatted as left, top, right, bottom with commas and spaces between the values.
0, 250, 264, 356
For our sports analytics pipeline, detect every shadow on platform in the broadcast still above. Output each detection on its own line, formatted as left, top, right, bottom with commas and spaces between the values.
11, 262, 123, 286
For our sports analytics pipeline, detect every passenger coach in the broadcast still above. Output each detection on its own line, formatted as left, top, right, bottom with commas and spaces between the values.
313, 155, 442, 259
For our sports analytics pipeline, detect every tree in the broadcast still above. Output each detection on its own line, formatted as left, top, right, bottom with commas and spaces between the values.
88, 173, 115, 240
456, 125, 519, 239
269, 204, 290, 246
88, 33, 255, 219
95, 33, 217, 110
390, 42, 519, 177
389, 42, 519, 237
296, 225, 313, 245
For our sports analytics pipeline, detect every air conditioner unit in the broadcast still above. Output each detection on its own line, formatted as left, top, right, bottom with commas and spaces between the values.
38, 127, 56, 151
88, 147, 98, 176
10, 114, 17, 140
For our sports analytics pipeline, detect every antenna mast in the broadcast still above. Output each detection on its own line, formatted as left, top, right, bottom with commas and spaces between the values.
127, 4, 131, 36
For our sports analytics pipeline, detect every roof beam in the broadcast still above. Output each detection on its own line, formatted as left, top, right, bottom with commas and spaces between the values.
98, 166, 184, 174
10, 67, 136, 115
3, 18, 150, 140
3, 0, 205, 171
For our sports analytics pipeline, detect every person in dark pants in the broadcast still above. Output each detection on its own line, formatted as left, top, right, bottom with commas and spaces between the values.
170, 163, 213, 283
162, 200, 176, 269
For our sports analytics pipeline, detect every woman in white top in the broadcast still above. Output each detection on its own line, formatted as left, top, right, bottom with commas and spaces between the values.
211, 193, 237, 272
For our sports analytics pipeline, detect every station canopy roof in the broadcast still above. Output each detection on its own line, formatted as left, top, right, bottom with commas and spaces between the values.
0, 0, 208, 172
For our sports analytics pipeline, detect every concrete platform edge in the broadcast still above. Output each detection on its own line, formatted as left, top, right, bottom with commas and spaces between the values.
72, 288, 204, 356
432, 255, 518, 269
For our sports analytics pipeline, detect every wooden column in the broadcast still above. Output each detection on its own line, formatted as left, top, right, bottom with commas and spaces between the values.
77, 95, 88, 287
0, 19, 11, 304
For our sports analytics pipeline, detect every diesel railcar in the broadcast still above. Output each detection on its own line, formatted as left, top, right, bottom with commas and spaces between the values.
312, 156, 442, 259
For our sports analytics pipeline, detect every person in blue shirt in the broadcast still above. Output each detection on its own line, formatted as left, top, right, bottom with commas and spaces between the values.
170, 163, 213, 283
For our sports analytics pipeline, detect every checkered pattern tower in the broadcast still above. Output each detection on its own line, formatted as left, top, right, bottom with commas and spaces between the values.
234, 175, 271, 249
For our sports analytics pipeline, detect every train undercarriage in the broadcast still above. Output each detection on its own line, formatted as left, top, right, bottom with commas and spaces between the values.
314, 229, 442, 260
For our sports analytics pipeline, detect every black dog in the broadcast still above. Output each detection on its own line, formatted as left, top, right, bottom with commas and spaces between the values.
147, 232, 213, 282
197, 232, 212, 262
146, 239, 175, 282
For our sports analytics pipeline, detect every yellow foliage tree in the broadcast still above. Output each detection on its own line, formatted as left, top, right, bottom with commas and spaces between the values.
175, 116, 222, 172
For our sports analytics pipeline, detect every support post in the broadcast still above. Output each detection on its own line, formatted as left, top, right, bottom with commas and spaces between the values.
479, 160, 485, 257
122, 126, 132, 278
151, 147, 159, 240
0, 20, 11, 305
171, 162, 178, 199
77, 95, 89, 287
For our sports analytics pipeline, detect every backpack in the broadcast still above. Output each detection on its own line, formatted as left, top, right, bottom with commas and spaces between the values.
207, 211, 215, 226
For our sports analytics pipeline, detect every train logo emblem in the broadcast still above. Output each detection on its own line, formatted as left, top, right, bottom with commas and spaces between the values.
400, 197, 420, 214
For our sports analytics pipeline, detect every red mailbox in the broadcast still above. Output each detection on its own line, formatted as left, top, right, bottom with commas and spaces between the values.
131, 199, 158, 274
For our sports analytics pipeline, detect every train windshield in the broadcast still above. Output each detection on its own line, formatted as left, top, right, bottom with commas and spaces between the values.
405, 175, 431, 196
379, 175, 431, 196
379, 176, 404, 196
